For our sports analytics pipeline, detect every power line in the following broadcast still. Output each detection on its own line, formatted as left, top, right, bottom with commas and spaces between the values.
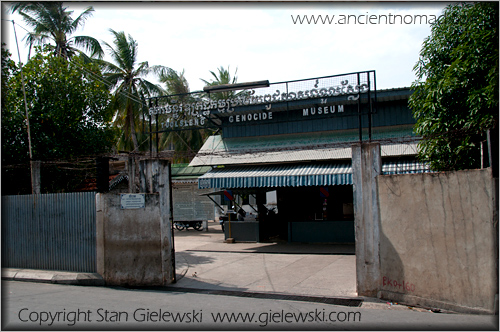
6, 19, 153, 107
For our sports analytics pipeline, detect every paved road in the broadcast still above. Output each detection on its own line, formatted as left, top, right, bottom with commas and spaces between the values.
3, 221, 497, 330
3, 280, 497, 330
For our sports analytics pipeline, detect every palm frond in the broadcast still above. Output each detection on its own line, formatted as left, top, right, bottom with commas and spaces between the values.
11, 2, 101, 60
160, 68, 190, 97
71, 6, 94, 32
109, 29, 137, 71
72, 35, 104, 59
133, 61, 150, 78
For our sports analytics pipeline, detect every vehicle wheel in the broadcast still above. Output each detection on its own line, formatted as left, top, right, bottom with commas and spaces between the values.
175, 223, 185, 231
194, 221, 203, 231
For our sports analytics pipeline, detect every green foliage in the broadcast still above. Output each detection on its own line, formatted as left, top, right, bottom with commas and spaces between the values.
10, 1, 103, 60
99, 29, 165, 152
160, 68, 190, 96
1, 47, 117, 193
409, 2, 499, 171
200, 65, 240, 100
158, 68, 206, 162
1, 45, 32, 193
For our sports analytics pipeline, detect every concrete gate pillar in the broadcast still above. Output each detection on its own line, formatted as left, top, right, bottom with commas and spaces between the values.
96, 158, 173, 286
352, 142, 382, 297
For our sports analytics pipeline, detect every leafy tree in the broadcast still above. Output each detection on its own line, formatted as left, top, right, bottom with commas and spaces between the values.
9, 1, 103, 61
1, 44, 18, 85
409, 2, 498, 171
1, 47, 116, 193
98, 29, 165, 152
1, 45, 31, 193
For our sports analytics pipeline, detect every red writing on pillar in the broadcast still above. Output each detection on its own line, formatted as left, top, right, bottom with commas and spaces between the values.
382, 276, 415, 292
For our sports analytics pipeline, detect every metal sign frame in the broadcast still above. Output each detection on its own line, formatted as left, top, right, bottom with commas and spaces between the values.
143, 70, 377, 152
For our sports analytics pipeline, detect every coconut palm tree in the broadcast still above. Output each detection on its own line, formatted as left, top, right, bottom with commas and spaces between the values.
99, 29, 165, 152
158, 68, 206, 162
200, 65, 239, 100
9, 2, 103, 61
161, 68, 190, 96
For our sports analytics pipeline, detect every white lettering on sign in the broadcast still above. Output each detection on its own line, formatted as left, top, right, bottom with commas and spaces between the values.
229, 111, 273, 123
148, 79, 369, 116
162, 117, 206, 129
120, 194, 145, 209
303, 105, 345, 116
198, 178, 211, 189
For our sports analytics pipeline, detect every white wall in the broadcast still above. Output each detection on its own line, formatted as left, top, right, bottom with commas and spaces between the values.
377, 168, 497, 313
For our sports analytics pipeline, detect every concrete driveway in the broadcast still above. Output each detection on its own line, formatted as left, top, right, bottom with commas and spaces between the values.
172, 221, 357, 299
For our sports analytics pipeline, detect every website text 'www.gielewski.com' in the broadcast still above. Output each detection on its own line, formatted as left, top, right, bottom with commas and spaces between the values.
212, 309, 361, 327
17, 307, 361, 328
291, 13, 442, 25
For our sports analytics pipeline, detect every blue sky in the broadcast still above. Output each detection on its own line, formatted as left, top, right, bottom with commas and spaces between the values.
2, 1, 448, 91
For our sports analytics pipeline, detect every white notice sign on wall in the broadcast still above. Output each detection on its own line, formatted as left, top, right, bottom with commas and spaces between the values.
120, 194, 145, 209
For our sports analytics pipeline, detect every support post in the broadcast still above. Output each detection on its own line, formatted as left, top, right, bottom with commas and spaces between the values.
488, 127, 499, 313
139, 160, 148, 193
31, 160, 41, 194
128, 157, 136, 193
96, 157, 109, 193
352, 142, 382, 297
159, 159, 175, 283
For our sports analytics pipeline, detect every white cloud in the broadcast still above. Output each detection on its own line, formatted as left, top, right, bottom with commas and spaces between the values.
2, 1, 447, 91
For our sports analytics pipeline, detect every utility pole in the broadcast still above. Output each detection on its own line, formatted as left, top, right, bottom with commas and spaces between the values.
12, 20, 38, 194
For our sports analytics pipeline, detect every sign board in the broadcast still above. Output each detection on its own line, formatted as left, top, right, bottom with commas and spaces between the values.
198, 178, 211, 189
145, 71, 376, 132
223, 190, 234, 201
121, 194, 145, 209
320, 187, 330, 198
266, 190, 277, 205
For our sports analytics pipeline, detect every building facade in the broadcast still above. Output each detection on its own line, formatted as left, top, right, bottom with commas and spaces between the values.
181, 73, 428, 243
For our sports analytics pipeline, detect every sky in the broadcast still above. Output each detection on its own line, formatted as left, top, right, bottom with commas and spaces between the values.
2, 1, 449, 92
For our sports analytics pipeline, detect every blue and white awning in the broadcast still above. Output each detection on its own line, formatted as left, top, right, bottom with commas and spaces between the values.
198, 161, 431, 189
198, 163, 352, 189
382, 161, 432, 175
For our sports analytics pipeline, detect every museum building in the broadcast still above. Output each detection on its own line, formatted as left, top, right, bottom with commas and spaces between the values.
183, 72, 429, 243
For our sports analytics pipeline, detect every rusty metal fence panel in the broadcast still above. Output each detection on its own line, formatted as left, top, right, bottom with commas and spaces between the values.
1, 192, 96, 273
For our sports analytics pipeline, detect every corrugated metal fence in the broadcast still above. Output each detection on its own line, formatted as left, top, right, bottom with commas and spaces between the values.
2, 192, 96, 273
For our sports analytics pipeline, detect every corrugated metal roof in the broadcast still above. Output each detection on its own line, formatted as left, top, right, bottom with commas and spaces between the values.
171, 164, 212, 177
172, 178, 199, 184
190, 126, 419, 167
78, 173, 126, 192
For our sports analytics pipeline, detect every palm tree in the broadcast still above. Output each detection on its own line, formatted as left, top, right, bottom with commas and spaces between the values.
200, 65, 240, 100
160, 68, 190, 96
158, 68, 206, 162
99, 29, 165, 152
201, 65, 238, 86
200, 65, 250, 107
10, 2, 103, 61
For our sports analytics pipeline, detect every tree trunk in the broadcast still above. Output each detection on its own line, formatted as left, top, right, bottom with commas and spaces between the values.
128, 104, 139, 151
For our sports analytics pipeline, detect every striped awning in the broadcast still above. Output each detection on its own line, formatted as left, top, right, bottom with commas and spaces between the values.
382, 161, 432, 174
198, 161, 431, 189
198, 163, 352, 189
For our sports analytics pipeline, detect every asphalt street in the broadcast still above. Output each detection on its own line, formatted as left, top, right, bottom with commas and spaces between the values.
2, 222, 498, 330
3, 280, 498, 330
